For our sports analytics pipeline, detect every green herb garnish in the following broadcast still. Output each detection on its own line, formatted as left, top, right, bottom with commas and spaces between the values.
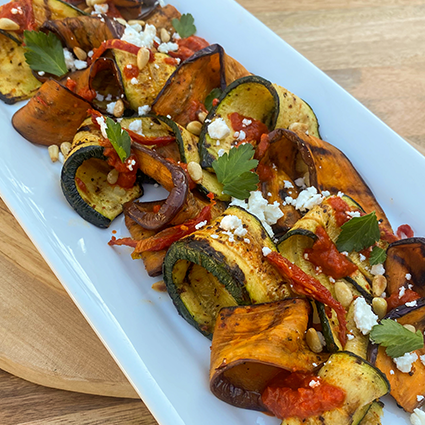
369, 246, 387, 265
212, 143, 259, 200
370, 319, 424, 358
23, 30, 68, 77
105, 117, 131, 163
204, 88, 223, 111
336, 211, 380, 253
172, 13, 196, 38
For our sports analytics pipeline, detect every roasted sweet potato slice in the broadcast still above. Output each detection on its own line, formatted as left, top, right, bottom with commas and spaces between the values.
209, 299, 328, 412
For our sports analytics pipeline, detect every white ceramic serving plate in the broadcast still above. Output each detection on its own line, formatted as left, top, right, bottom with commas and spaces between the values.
0, 0, 423, 423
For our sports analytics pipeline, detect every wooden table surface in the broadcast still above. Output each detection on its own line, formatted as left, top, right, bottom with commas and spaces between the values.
2, 0, 425, 424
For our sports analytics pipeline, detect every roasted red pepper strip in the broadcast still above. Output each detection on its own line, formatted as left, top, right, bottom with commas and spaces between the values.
90, 39, 143, 63
266, 252, 347, 346
127, 129, 176, 147
109, 204, 212, 253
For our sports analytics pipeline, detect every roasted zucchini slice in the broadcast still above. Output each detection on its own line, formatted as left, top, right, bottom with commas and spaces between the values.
163, 206, 292, 337
32, 0, 84, 27
280, 352, 390, 425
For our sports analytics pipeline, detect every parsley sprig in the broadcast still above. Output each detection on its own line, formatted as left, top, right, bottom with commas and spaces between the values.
369, 246, 387, 265
23, 30, 68, 77
336, 211, 380, 253
212, 144, 259, 200
370, 319, 424, 358
105, 117, 131, 163
172, 13, 196, 38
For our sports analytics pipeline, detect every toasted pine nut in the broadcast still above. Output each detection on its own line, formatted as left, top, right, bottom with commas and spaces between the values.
404, 324, 416, 333
198, 111, 207, 123
306, 328, 324, 353
48, 145, 59, 162
372, 275, 387, 297
160, 27, 170, 43
107, 168, 119, 185
128, 20, 145, 26
186, 120, 202, 136
60, 142, 72, 158
137, 47, 150, 70
0, 17, 20, 31
187, 161, 203, 184
372, 297, 388, 319
73, 46, 87, 61
113, 99, 124, 118
115, 18, 127, 26
334, 280, 353, 308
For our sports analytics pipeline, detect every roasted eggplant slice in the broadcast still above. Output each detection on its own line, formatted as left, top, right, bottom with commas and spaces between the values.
163, 206, 292, 337
209, 299, 328, 411
369, 298, 425, 413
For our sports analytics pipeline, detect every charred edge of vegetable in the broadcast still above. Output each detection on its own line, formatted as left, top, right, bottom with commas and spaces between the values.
276, 228, 318, 246
151, 44, 226, 109
387, 237, 425, 250
0, 29, 22, 45
367, 296, 425, 365
163, 237, 251, 339
60, 145, 111, 228
199, 74, 280, 169
345, 276, 373, 303
299, 97, 321, 139
316, 301, 340, 353
341, 193, 366, 213
56, 0, 89, 15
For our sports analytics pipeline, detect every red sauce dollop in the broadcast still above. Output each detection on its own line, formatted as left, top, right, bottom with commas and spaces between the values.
228, 112, 268, 145
123, 64, 139, 80
262, 371, 346, 420
327, 196, 352, 227
396, 224, 414, 239
65, 77, 77, 92
305, 226, 358, 279
0, 0, 35, 32
185, 99, 207, 123
387, 288, 421, 311
169, 36, 209, 61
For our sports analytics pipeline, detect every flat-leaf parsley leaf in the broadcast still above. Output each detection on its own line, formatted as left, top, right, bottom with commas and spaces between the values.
105, 117, 131, 163
172, 13, 196, 38
369, 246, 387, 265
336, 211, 380, 253
23, 30, 68, 77
212, 144, 259, 200
204, 88, 222, 111
370, 319, 424, 358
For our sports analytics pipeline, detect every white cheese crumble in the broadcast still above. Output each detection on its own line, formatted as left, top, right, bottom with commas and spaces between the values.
359, 253, 366, 262
242, 118, 252, 127
95, 116, 108, 139
406, 273, 412, 280
235, 130, 246, 141
220, 215, 242, 231
158, 41, 178, 53
294, 177, 306, 189
393, 351, 418, 373
390, 369, 395, 375
210, 234, 219, 239
285, 186, 326, 212
420, 355, 425, 367
262, 247, 272, 257
87, 50, 94, 58
74, 59, 87, 70
406, 300, 418, 307
11, 7, 18, 13
92, 3, 109, 14
208, 118, 230, 140
138, 105, 151, 115
283, 180, 294, 189
347, 210, 361, 218
127, 159, 136, 171
121, 23, 157, 48
418, 395, 425, 402
195, 220, 207, 230
128, 119, 144, 135
221, 230, 234, 242
106, 102, 116, 115
244, 238, 250, 244
399, 286, 406, 298
95, 93, 104, 102
329, 276, 335, 283
309, 379, 320, 388
371, 264, 385, 276
217, 149, 225, 157
38, 71, 45, 76
347, 334, 354, 340
353, 297, 378, 335
130, 77, 139, 85
230, 191, 283, 236
411, 408, 425, 425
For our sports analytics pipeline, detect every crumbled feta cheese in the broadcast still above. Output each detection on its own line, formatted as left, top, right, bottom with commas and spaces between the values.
347, 334, 354, 340
95, 93, 104, 102
217, 149, 225, 157
172, 32, 181, 40
38, 71, 45, 76
353, 297, 378, 335
220, 215, 242, 232
95, 116, 108, 139
406, 300, 418, 307
406, 273, 412, 281
341, 251, 349, 256
63, 48, 77, 71
138, 105, 151, 115
87, 50, 94, 58
210, 234, 219, 239
359, 253, 366, 262
216, 140, 221, 146
420, 355, 425, 367
222, 230, 235, 242
208, 118, 230, 140
309, 379, 320, 388
329, 276, 335, 283
127, 159, 136, 171
283, 180, 294, 189
337, 191, 345, 197
347, 210, 361, 218
244, 238, 250, 244
105, 94, 112, 101
371, 263, 385, 276
418, 395, 425, 402
128, 119, 143, 135
154, 63, 159, 69
390, 369, 395, 375
285, 186, 326, 212
158, 41, 178, 53
130, 77, 138, 85
393, 351, 418, 373
411, 408, 425, 425
235, 130, 246, 141
92, 3, 108, 14
294, 177, 306, 189
399, 286, 406, 298
106, 102, 116, 115
121, 23, 157, 48
195, 220, 207, 230
262, 247, 272, 257
242, 118, 252, 127
234, 226, 247, 237
11, 7, 18, 13
322, 190, 330, 197
312, 363, 318, 367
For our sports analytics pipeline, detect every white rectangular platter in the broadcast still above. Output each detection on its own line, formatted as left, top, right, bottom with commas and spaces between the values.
0, 0, 423, 424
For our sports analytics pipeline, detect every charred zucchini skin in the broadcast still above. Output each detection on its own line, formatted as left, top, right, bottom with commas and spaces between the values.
199, 75, 280, 169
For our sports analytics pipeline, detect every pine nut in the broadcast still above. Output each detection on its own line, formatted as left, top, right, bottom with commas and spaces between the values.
113, 99, 124, 118
48, 145, 59, 162
60, 142, 72, 158
128, 20, 145, 26
372, 275, 387, 297
198, 111, 207, 123
107, 168, 119, 185
404, 324, 416, 333
372, 297, 388, 319
137, 47, 150, 70
306, 328, 324, 353
186, 120, 202, 136
160, 28, 170, 43
187, 161, 203, 184
0, 17, 20, 31
115, 18, 127, 26
73, 46, 87, 61
334, 280, 353, 308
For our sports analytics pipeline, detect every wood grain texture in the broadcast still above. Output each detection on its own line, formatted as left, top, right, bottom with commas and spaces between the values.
1, 0, 425, 424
